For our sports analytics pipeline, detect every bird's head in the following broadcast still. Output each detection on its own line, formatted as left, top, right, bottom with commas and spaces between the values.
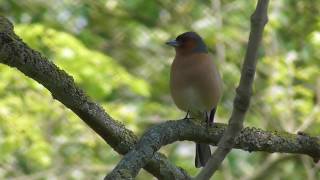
166, 32, 208, 54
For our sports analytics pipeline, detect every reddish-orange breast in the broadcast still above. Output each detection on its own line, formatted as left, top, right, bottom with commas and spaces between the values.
170, 53, 222, 112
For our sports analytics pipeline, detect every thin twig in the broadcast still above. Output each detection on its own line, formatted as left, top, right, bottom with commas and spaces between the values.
196, 1, 270, 179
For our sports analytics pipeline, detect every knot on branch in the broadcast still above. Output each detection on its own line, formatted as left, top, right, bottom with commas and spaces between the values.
250, 14, 268, 26
250, 0, 269, 26
245, 67, 256, 80
234, 87, 252, 112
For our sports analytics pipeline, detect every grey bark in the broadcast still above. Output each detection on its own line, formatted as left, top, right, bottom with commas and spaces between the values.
105, 119, 320, 179
0, 16, 190, 180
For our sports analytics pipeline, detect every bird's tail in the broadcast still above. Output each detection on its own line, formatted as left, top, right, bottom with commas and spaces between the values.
194, 108, 216, 168
195, 143, 211, 168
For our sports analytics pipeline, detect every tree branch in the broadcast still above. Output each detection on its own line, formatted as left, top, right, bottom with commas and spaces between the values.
105, 119, 320, 179
196, 1, 270, 179
0, 16, 190, 180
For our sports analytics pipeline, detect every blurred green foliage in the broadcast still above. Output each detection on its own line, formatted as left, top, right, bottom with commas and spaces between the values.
0, 0, 320, 179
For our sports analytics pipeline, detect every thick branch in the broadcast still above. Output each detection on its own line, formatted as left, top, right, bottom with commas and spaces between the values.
196, 1, 270, 179
0, 16, 190, 180
105, 119, 320, 179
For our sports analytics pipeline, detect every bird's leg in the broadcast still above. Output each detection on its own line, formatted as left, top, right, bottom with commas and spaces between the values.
209, 108, 217, 127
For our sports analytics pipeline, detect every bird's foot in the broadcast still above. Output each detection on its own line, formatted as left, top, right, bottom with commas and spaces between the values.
183, 110, 194, 120
183, 116, 195, 120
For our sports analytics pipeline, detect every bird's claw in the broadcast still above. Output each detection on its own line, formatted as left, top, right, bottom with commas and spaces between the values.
184, 117, 195, 120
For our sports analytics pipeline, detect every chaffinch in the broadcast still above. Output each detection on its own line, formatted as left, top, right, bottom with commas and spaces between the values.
166, 32, 222, 168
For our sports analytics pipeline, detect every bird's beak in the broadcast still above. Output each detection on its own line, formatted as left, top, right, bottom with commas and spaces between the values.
166, 40, 180, 47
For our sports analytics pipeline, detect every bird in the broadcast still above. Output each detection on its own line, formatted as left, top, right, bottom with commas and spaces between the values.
166, 32, 222, 168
